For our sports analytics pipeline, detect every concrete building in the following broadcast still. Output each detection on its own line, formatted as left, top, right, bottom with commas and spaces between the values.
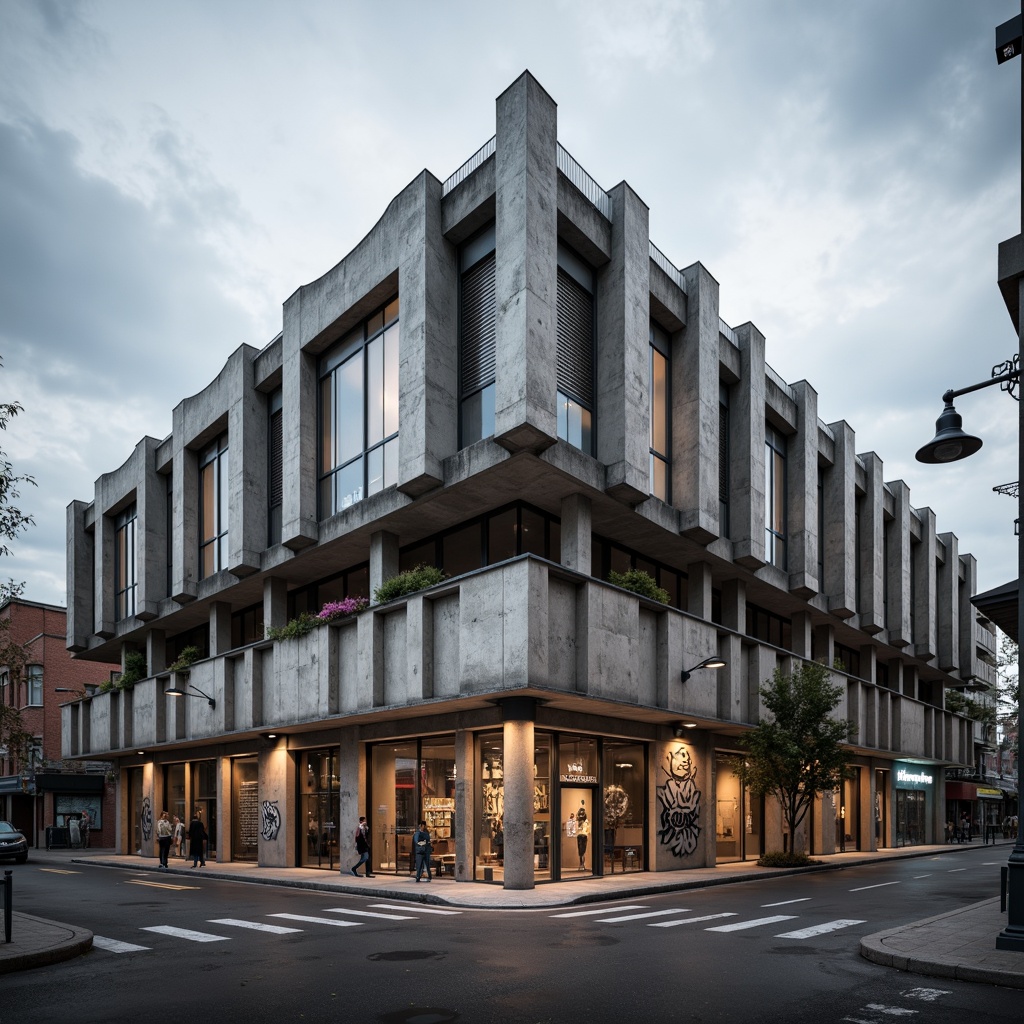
1, 599, 118, 849
63, 73, 996, 887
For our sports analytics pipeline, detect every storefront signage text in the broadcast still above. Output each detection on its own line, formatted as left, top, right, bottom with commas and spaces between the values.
560, 761, 597, 784
896, 768, 933, 785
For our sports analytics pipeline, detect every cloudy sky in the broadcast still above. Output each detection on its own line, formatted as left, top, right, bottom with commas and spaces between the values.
1, 0, 1022, 607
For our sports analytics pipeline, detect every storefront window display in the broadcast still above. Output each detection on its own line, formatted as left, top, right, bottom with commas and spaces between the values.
836, 768, 861, 852
559, 735, 598, 877
894, 761, 934, 847
714, 753, 762, 862
55, 795, 102, 830
232, 758, 259, 862
192, 760, 217, 858
875, 770, 888, 848
165, 763, 186, 835
602, 741, 645, 872
129, 766, 146, 855
302, 749, 340, 869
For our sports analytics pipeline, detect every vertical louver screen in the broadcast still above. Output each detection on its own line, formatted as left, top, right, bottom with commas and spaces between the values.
718, 403, 729, 503
460, 251, 496, 396
556, 267, 593, 406
269, 407, 283, 518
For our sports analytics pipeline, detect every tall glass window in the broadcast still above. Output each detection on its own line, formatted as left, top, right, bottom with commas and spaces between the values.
649, 323, 670, 502
603, 741, 646, 873
460, 226, 496, 447
268, 388, 283, 546
556, 245, 594, 455
199, 433, 229, 579
115, 504, 138, 621
302, 749, 340, 869
26, 664, 43, 706
765, 424, 787, 570
319, 297, 400, 517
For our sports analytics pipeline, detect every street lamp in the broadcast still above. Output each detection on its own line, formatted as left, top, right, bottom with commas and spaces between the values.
679, 656, 727, 684
164, 684, 216, 710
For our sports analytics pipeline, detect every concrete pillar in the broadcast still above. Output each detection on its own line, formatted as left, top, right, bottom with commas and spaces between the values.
860, 763, 877, 852
597, 181, 650, 504
279, 309, 318, 551
790, 611, 813, 660
258, 738, 293, 868
227, 364, 265, 576
210, 601, 232, 657
885, 480, 912, 648
731, 323, 767, 570
501, 698, 536, 890
171, 441, 200, 603
264, 576, 288, 633
559, 493, 591, 573
146, 629, 167, 676
94, 504, 116, 638
337, 729, 361, 875
858, 452, 885, 635
370, 530, 400, 600
686, 561, 713, 620
787, 381, 820, 599
493, 72, 559, 454
913, 507, 937, 662
958, 554, 978, 682
677, 263, 722, 543
823, 420, 857, 618
216, 756, 230, 865
66, 500, 94, 651
453, 728, 475, 881
136, 438, 166, 619
936, 532, 960, 673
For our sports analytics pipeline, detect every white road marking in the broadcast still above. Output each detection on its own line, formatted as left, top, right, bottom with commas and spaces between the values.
93, 935, 151, 953
947, 868, 966, 873
208, 918, 302, 934
141, 925, 230, 943
549, 905, 649, 918
270, 913, 361, 928
849, 881, 901, 892
912, 874, 931, 879
982, 862, 1000, 866
901, 988, 951, 1002
705, 915, 797, 932
650, 913, 737, 928
864, 1004, 918, 1016
322, 908, 416, 920
370, 904, 462, 915
774, 919, 866, 939
594, 908, 691, 923
762, 898, 811, 907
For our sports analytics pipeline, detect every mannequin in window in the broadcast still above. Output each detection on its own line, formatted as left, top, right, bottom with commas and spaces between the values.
576, 801, 589, 869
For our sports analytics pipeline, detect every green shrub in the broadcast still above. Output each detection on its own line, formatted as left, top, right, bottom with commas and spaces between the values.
607, 569, 669, 604
168, 645, 201, 673
757, 850, 820, 868
99, 678, 113, 694
266, 612, 319, 642
374, 564, 447, 605
114, 651, 148, 690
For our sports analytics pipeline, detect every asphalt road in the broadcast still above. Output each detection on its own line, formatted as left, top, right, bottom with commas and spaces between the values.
1, 846, 1020, 1024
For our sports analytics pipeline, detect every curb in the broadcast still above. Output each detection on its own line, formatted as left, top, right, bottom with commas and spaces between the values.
0, 913, 93, 975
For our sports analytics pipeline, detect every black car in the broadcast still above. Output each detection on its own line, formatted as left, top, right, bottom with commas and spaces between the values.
0, 820, 28, 863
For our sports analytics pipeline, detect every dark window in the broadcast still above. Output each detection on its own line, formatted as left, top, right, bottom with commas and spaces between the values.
460, 227, 496, 447
719, 384, 730, 538
746, 603, 792, 652
268, 389, 283, 545
765, 424, 787, 571
231, 604, 265, 649
115, 504, 138, 621
556, 246, 594, 455
650, 323, 670, 501
199, 433, 229, 579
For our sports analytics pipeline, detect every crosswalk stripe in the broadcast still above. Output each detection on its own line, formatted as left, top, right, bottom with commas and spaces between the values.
369, 904, 462, 915
93, 935, 151, 953
762, 898, 810, 907
849, 881, 900, 892
650, 913, 737, 928
550, 905, 649, 918
141, 925, 230, 943
595, 908, 692, 923
705, 915, 798, 932
208, 918, 303, 934
270, 913, 362, 928
39, 868, 79, 875
774, 919, 866, 939
322, 908, 416, 920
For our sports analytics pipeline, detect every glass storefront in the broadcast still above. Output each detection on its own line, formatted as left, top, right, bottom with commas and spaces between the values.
893, 761, 935, 847
301, 749, 340, 868
603, 741, 645, 873
232, 758, 259, 862
192, 760, 217, 858
559, 735, 598, 877
129, 766, 145, 854
836, 768, 861, 852
714, 754, 762, 862
875, 769, 888, 848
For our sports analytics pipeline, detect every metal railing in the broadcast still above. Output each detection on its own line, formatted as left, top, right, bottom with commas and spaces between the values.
718, 318, 738, 344
557, 143, 612, 219
649, 241, 687, 294
765, 362, 795, 401
442, 136, 496, 196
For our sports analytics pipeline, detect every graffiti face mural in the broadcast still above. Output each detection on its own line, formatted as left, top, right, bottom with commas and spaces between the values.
657, 744, 701, 858
261, 800, 282, 841
140, 796, 153, 842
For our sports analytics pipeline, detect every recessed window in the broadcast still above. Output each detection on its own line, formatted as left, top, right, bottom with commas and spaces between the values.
115, 503, 138, 621
460, 227, 496, 447
26, 664, 43, 706
268, 389, 283, 545
765, 424, 787, 571
199, 434, 229, 579
556, 245, 594, 456
649, 323, 670, 502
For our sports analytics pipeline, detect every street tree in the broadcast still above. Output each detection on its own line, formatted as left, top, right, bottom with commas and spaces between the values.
998, 633, 1018, 758
738, 660, 856, 859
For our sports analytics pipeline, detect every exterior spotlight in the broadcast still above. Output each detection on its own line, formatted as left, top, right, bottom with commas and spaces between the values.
915, 396, 984, 464
165, 684, 216, 709
673, 723, 698, 738
679, 656, 727, 684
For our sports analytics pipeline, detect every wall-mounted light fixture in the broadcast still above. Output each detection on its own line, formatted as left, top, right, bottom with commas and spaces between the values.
679, 656, 727, 684
164, 683, 216, 709
673, 723, 698, 738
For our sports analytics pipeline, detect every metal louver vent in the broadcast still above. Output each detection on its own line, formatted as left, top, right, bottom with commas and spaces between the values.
269, 408, 283, 508
460, 251, 496, 396
556, 267, 593, 406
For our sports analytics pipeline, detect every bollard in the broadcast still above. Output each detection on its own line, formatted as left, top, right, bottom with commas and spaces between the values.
3, 869, 10, 943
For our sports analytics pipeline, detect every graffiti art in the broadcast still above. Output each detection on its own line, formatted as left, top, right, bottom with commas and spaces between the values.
140, 796, 153, 842
656, 745, 701, 857
261, 800, 281, 841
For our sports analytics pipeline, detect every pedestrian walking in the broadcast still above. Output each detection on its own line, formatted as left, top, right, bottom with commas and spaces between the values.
413, 820, 433, 882
350, 815, 374, 877
188, 810, 208, 867
156, 810, 173, 868
80, 809, 91, 849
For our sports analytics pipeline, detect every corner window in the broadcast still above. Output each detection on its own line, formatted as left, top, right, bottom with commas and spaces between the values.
649, 323, 670, 502
460, 226, 496, 447
115, 503, 138, 621
765, 425, 787, 570
319, 297, 400, 517
26, 664, 43, 706
556, 245, 594, 455
200, 434, 229, 579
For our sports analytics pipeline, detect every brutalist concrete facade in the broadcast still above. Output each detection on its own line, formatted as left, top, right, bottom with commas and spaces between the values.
63, 73, 997, 889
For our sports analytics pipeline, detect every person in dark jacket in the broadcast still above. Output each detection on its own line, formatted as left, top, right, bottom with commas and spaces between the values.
413, 821, 433, 882
188, 810, 208, 867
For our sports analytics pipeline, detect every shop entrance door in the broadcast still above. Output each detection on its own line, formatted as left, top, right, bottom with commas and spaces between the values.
559, 787, 596, 877
302, 750, 339, 869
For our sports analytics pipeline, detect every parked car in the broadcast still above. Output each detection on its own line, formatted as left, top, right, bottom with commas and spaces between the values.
0, 820, 28, 863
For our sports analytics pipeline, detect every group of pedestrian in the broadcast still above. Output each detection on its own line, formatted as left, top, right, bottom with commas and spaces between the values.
1003, 814, 1019, 839
347, 814, 435, 882
156, 809, 209, 868
945, 814, 974, 843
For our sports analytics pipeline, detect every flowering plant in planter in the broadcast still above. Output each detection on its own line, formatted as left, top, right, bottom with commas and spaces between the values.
317, 596, 369, 622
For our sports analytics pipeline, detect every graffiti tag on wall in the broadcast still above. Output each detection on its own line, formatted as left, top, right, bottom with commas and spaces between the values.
656, 745, 701, 857
140, 796, 153, 842
261, 800, 282, 841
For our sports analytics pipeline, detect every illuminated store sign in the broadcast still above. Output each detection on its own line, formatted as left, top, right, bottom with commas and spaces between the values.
560, 761, 597, 784
895, 764, 934, 788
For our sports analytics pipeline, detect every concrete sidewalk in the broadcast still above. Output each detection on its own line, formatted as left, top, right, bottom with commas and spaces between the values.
3, 840, 1023, 985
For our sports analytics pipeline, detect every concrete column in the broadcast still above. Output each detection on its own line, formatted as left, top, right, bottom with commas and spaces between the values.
94, 504, 116, 638
790, 611, 813, 660
860, 764, 877, 852
453, 728, 475, 881
858, 452, 885, 635
263, 576, 288, 632
501, 699, 536, 890
885, 480, 912, 648
280, 306, 318, 551
171, 442, 200, 603
337, 729, 362, 875
936, 532, 960, 673
813, 623, 835, 669
787, 381, 820, 599
227, 363, 265, 576
913, 507, 937, 662
258, 738, 293, 868
216, 756, 230, 864
823, 420, 857, 618
731, 323, 767, 570
597, 181, 649, 504
676, 263, 722, 543
370, 530, 400, 600
136, 438, 166, 620
398, 173, 458, 497
146, 629, 167, 676
209, 601, 232, 657
66, 500, 94, 651
958, 554, 978, 682
686, 561, 713, 620
559, 493, 591, 574
494, 72, 558, 454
